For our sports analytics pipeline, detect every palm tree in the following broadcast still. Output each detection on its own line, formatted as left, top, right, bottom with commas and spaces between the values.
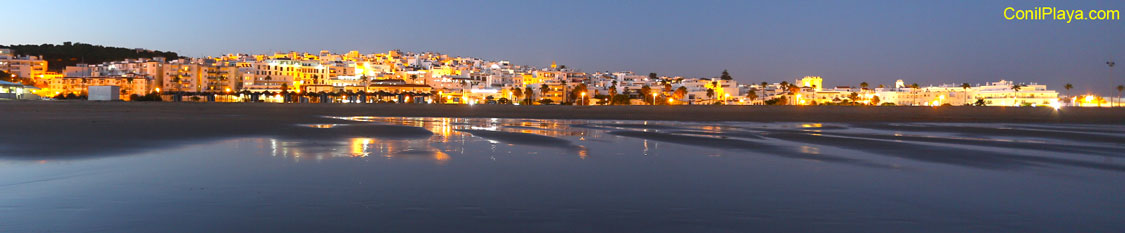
860, 82, 869, 90
746, 89, 758, 104
1064, 83, 1073, 98
571, 83, 588, 104
539, 84, 550, 104
706, 88, 715, 102
1010, 84, 1023, 105
1117, 85, 1124, 107
760, 82, 768, 89
673, 86, 687, 103
910, 83, 920, 89
524, 87, 534, 104
608, 85, 618, 105
961, 83, 971, 105
561, 80, 568, 103
787, 85, 800, 95
361, 75, 370, 93
511, 87, 522, 104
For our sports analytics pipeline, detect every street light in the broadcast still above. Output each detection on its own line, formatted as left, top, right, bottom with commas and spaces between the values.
652, 93, 658, 105
580, 92, 586, 105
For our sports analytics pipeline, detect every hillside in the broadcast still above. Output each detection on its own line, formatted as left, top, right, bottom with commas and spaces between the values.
2, 42, 182, 71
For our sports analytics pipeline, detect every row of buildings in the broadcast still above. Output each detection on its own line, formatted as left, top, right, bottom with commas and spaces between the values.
5, 48, 1111, 107
761, 77, 1065, 107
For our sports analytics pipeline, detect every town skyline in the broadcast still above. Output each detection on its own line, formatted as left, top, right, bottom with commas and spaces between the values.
5, 42, 1121, 97
4, 0, 1123, 95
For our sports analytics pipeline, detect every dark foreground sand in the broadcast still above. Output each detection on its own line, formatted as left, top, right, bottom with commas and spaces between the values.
1, 101, 1122, 159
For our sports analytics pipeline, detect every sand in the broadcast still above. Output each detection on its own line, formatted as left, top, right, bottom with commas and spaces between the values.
0, 101, 1122, 159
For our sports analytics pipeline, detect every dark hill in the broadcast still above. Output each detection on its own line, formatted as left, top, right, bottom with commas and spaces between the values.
2, 42, 182, 71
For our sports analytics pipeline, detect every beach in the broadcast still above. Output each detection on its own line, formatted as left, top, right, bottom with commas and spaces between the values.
3, 101, 1125, 232
2, 101, 1121, 159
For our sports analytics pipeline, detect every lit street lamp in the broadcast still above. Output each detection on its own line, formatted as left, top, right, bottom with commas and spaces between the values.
580, 92, 586, 105
652, 93, 658, 105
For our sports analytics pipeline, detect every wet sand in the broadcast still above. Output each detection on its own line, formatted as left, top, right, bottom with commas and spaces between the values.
3, 114, 1125, 232
0, 101, 1122, 159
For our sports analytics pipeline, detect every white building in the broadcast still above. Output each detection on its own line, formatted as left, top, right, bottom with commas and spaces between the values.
88, 85, 121, 101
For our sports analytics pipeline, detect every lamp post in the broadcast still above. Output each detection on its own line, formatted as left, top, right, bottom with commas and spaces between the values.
580, 92, 586, 106
652, 93, 657, 105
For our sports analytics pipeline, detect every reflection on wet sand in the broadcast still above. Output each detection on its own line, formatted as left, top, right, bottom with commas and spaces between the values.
9, 115, 1118, 173
259, 137, 452, 165
308, 116, 1125, 173
5, 116, 1125, 232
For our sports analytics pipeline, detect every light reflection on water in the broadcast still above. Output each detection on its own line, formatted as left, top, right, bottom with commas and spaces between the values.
1, 117, 1124, 232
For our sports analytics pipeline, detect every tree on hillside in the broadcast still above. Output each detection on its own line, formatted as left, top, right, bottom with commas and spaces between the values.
649, 73, 658, 80
860, 82, 869, 89
720, 70, 732, 80
5, 42, 181, 71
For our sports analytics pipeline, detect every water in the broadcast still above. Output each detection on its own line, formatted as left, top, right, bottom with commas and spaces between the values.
2, 117, 1123, 232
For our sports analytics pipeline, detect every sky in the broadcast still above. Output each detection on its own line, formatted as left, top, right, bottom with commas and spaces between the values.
3, 0, 1124, 95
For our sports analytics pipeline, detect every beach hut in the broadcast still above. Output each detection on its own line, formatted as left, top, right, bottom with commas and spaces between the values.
88, 86, 121, 101
0, 80, 39, 100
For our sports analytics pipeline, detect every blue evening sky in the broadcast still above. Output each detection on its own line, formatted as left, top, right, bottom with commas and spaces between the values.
3, 0, 1123, 94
